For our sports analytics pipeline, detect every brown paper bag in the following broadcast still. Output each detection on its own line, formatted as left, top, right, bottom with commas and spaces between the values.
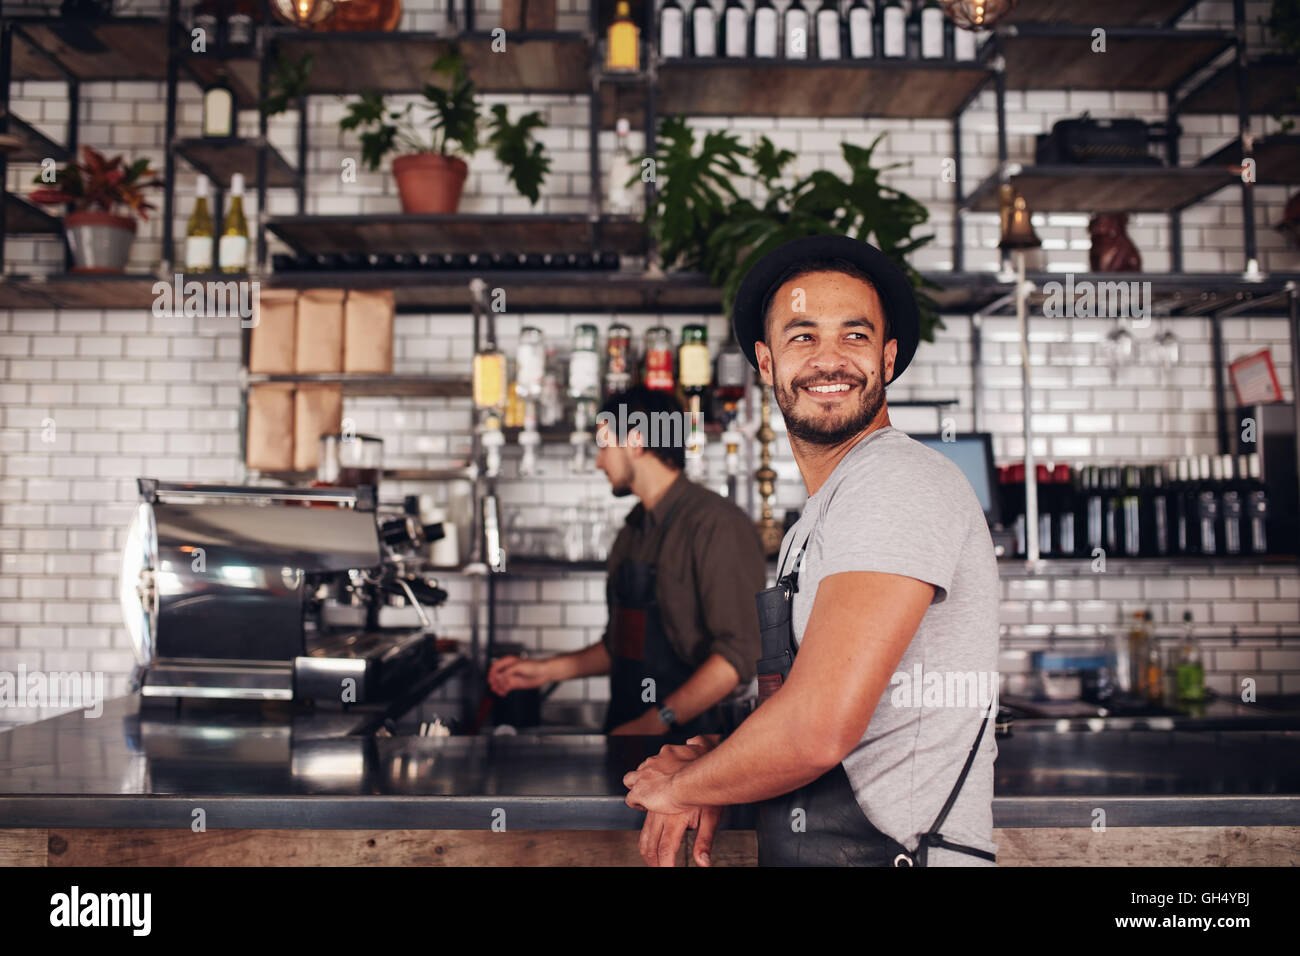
246, 384, 295, 472
249, 289, 297, 374
295, 288, 346, 373
343, 289, 395, 373
293, 385, 344, 472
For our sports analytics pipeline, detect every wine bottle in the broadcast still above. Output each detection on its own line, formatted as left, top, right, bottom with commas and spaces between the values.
1120, 465, 1141, 557
660, 0, 686, 58
689, 0, 718, 57
953, 22, 977, 60
1036, 465, 1054, 558
1196, 453, 1219, 556
815, 0, 843, 59
185, 176, 215, 273
918, 0, 944, 59
1053, 464, 1076, 557
846, 0, 873, 57
219, 173, 249, 274
880, 0, 906, 58
752, 0, 779, 56
1219, 453, 1243, 555
721, 0, 749, 56
202, 72, 235, 138
784, 0, 810, 58
1145, 464, 1171, 557
1084, 465, 1104, 555
1243, 452, 1270, 554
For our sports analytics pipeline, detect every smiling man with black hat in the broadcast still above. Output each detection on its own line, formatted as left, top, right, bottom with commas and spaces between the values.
624, 235, 1001, 867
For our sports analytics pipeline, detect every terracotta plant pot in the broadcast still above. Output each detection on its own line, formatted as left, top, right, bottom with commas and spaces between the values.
64, 210, 137, 273
392, 153, 469, 214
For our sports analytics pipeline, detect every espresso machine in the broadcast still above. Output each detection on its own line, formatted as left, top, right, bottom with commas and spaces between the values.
120, 478, 450, 704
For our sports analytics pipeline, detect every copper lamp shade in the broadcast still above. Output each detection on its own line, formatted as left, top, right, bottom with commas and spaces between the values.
941, 0, 1018, 30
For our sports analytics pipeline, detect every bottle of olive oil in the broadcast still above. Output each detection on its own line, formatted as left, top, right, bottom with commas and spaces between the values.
1175, 610, 1205, 704
219, 173, 249, 273
185, 175, 214, 273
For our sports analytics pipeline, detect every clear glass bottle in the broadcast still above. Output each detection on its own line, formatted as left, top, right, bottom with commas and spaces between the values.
515, 327, 546, 400
721, 0, 749, 56
815, 0, 843, 59
880, 0, 906, 58
784, 0, 810, 59
607, 118, 640, 216
846, 0, 874, 58
689, 0, 718, 57
918, 0, 945, 59
569, 324, 602, 404
660, 0, 686, 58
752, 0, 780, 57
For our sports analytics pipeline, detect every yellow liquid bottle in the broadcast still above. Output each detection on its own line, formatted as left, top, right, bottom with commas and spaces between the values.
606, 0, 640, 71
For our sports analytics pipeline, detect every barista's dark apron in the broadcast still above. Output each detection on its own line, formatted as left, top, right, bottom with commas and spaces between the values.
602, 502, 722, 743
753, 534, 996, 866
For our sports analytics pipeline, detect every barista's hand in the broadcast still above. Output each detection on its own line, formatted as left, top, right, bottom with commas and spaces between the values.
626, 739, 723, 866
487, 655, 552, 695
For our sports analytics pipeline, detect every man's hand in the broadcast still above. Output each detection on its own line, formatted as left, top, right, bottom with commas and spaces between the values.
487, 655, 551, 696
626, 738, 723, 867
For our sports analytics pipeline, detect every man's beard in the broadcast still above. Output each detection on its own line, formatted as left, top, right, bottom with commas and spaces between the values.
773, 360, 886, 446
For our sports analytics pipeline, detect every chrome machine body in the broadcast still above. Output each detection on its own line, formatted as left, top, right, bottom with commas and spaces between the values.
121, 479, 448, 703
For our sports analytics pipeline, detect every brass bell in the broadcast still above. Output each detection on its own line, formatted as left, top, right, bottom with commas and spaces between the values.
998, 183, 1042, 250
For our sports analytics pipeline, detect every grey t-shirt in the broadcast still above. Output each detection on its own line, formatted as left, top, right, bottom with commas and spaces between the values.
779, 425, 1000, 866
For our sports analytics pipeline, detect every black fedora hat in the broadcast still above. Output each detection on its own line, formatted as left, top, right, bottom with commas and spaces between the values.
730, 234, 921, 384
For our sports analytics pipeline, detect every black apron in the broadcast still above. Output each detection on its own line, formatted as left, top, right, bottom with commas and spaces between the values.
753, 534, 996, 867
602, 506, 723, 743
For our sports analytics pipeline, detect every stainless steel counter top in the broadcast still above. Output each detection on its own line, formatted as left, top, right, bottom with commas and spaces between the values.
1, 694, 1298, 830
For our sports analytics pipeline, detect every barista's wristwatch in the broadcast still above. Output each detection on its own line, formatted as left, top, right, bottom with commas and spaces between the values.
657, 706, 678, 731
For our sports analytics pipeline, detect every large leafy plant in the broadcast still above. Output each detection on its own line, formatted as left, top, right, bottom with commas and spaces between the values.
339, 49, 551, 204
29, 145, 163, 220
646, 116, 943, 342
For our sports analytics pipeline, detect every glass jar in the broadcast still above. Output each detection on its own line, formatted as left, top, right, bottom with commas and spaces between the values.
515, 326, 546, 400
569, 324, 601, 402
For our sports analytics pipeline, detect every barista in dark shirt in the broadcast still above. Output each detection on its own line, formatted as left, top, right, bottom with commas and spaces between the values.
488, 387, 765, 739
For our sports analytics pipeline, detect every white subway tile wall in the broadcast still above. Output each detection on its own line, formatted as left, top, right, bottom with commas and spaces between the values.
2, 0, 1299, 727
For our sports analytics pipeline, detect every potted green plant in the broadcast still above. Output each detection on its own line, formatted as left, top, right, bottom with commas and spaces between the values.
28, 145, 162, 273
340, 48, 551, 213
645, 116, 944, 342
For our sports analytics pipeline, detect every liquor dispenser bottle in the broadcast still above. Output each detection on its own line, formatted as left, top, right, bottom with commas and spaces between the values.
752, 0, 780, 56
471, 279, 508, 479
714, 336, 748, 499
721, 0, 749, 56
1035, 465, 1054, 557
1053, 464, 1076, 557
515, 326, 546, 476
605, 322, 634, 395
643, 325, 675, 391
785, 0, 810, 58
1144, 464, 1171, 557
1119, 465, 1142, 558
1083, 465, 1105, 555
679, 324, 711, 480
1218, 453, 1244, 555
661, 0, 686, 58
1196, 453, 1220, 556
569, 324, 602, 472
1242, 453, 1270, 554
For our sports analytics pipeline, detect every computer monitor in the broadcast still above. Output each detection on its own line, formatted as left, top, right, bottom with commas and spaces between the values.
911, 432, 1001, 526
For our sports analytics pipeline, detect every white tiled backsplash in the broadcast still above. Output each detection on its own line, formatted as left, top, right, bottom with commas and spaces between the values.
1, 0, 1298, 727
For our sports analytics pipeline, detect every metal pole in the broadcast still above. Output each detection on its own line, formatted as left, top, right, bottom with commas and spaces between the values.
1208, 310, 1230, 454
1232, 0, 1258, 273
162, 0, 180, 274
1017, 252, 1039, 563
1289, 284, 1300, 528
0, 19, 12, 271
970, 311, 983, 432
952, 112, 964, 273
1166, 90, 1182, 273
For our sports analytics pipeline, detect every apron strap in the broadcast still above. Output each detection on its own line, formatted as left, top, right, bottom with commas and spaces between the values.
914, 698, 995, 864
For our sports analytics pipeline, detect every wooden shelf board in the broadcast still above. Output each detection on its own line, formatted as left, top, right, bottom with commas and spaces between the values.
248, 373, 473, 398
999, 30, 1232, 91
274, 31, 591, 95
0, 273, 158, 309
1198, 135, 1300, 186
3, 194, 62, 236
1179, 54, 1300, 115
965, 165, 1238, 213
175, 138, 299, 189
10, 18, 168, 82
657, 59, 991, 118
265, 214, 648, 257
0, 112, 70, 163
